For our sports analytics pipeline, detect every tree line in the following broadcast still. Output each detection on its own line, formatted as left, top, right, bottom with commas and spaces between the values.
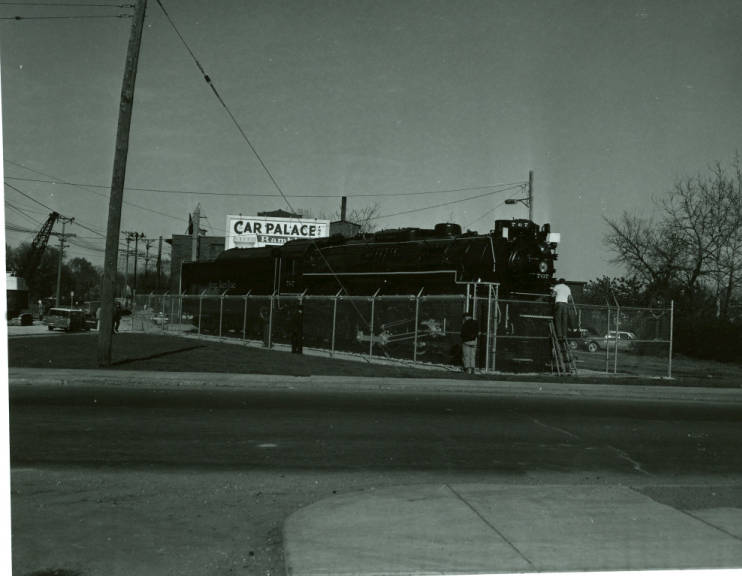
5, 243, 170, 305
589, 156, 742, 361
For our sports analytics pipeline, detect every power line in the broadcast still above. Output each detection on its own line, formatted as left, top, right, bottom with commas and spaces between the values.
5, 201, 43, 226
5, 181, 56, 212
5, 160, 183, 224
0, 14, 132, 20
370, 184, 524, 221
462, 200, 508, 230
5, 181, 108, 239
4, 175, 526, 198
156, 0, 308, 216
0, 2, 134, 6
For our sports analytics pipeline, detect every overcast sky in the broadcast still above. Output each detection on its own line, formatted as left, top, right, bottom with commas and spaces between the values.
2, 0, 741, 281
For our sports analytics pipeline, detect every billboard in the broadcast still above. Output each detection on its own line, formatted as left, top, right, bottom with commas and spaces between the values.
225, 215, 330, 249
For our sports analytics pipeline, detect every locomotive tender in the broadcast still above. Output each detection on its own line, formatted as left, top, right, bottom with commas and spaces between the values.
181, 218, 559, 296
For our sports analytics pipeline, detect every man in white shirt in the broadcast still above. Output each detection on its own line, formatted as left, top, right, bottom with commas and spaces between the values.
551, 278, 572, 339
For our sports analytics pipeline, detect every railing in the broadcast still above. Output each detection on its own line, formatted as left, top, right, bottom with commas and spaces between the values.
130, 291, 675, 377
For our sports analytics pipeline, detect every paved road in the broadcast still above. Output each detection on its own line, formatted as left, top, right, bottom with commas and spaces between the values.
9, 380, 742, 474
9, 371, 742, 576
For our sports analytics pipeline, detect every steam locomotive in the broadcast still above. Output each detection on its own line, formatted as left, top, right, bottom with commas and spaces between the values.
181, 218, 559, 296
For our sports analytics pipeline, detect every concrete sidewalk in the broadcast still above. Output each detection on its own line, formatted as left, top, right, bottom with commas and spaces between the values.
284, 483, 742, 575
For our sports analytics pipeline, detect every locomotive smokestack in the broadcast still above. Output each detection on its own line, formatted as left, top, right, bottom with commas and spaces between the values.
341, 196, 347, 221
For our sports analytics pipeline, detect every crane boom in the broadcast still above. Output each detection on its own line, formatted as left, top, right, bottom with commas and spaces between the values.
21, 211, 59, 282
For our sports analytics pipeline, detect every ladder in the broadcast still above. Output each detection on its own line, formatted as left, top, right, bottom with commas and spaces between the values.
548, 320, 578, 375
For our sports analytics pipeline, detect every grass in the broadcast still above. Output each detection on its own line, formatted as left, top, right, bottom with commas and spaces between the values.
7, 333, 447, 378
7, 331, 742, 388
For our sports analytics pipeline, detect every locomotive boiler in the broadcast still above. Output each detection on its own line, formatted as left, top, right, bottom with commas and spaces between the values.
181, 218, 559, 296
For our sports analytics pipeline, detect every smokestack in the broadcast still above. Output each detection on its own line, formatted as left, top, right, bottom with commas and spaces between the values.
341, 196, 347, 221
191, 204, 200, 261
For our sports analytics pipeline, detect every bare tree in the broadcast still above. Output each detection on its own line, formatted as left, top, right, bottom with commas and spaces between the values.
343, 202, 381, 234
300, 201, 382, 235
603, 212, 682, 292
709, 160, 742, 318
604, 157, 742, 319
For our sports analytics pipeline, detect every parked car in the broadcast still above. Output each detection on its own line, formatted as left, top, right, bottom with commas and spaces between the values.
584, 330, 637, 353
152, 312, 169, 326
8, 312, 34, 326
567, 327, 597, 351
46, 307, 89, 331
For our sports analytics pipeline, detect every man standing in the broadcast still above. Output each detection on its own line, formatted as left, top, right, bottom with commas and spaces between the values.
460, 311, 479, 375
291, 304, 304, 354
551, 278, 572, 339
112, 301, 122, 334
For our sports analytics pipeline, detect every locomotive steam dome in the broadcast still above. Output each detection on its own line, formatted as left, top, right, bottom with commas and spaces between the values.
434, 223, 462, 236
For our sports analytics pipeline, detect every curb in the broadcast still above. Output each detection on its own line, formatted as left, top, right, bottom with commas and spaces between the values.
8, 368, 742, 407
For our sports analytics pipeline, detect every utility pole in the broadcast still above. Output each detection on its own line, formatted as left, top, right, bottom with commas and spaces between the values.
505, 170, 535, 219
98, 0, 147, 367
527, 170, 534, 222
54, 216, 76, 307
123, 232, 134, 301
156, 236, 162, 291
133, 232, 142, 302
143, 238, 155, 283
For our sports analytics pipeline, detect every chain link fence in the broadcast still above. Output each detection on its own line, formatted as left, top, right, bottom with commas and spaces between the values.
130, 290, 674, 377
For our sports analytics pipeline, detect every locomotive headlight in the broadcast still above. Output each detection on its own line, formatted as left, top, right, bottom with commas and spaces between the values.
538, 260, 549, 274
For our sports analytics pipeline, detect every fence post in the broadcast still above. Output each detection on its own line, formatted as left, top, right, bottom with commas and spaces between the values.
369, 289, 379, 359
174, 293, 179, 331
668, 300, 674, 379
218, 289, 228, 339
198, 290, 205, 336
605, 306, 611, 373
485, 285, 492, 372
161, 291, 167, 332
494, 285, 499, 372
472, 282, 478, 317
268, 292, 275, 348
413, 288, 423, 363
613, 303, 620, 374
331, 289, 341, 357
242, 291, 251, 342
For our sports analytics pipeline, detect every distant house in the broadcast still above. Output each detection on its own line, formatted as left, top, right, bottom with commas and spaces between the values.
257, 209, 301, 219
6, 272, 29, 318
330, 219, 361, 238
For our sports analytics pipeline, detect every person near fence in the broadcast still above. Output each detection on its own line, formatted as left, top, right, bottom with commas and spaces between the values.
551, 278, 573, 339
112, 301, 122, 334
460, 311, 478, 374
291, 304, 304, 354
258, 306, 270, 347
